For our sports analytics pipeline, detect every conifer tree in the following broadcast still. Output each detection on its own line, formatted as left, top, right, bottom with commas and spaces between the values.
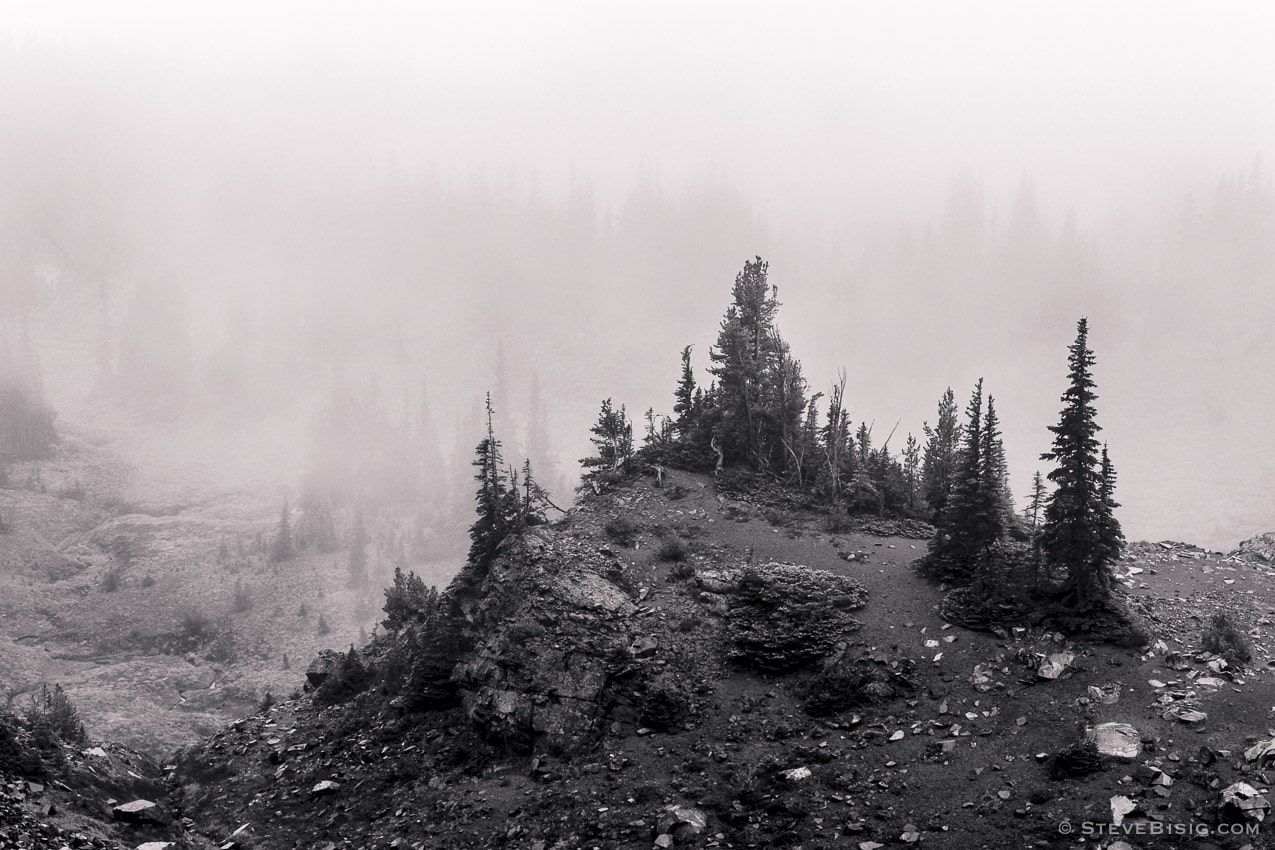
1096, 444, 1125, 570
936, 379, 985, 571
468, 394, 512, 569
980, 395, 1012, 534
921, 388, 960, 518
902, 433, 921, 510
1040, 318, 1121, 610
581, 398, 633, 476
673, 345, 698, 437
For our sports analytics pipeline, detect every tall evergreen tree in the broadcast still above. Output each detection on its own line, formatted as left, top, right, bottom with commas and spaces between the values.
708, 257, 802, 471
980, 395, 1012, 534
468, 394, 511, 569
902, 433, 921, 510
1040, 318, 1120, 610
936, 380, 985, 571
581, 398, 633, 476
921, 388, 960, 519
673, 345, 698, 437
1096, 444, 1125, 569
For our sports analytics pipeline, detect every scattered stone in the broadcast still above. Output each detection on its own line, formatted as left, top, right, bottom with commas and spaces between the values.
889, 730, 905, 741
1087, 683, 1120, 704
1245, 738, 1275, 765
781, 767, 812, 782
311, 780, 341, 795
1088, 723, 1141, 760
1037, 651, 1075, 680
1110, 795, 1139, 827
1220, 782, 1270, 823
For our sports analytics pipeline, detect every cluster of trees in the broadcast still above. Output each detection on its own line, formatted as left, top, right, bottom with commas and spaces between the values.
922, 318, 1124, 612
631, 257, 923, 516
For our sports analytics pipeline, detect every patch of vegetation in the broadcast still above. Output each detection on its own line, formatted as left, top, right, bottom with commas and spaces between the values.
668, 560, 696, 581
1202, 612, 1252, 664
638, 684, 691, 732
664, 483, 691, 500
382, 567, 435, 632
656, 536, 688, 563
24, 683, 87, 746
604, 515, 640, 547
726, 564, 866, 672
802, 658, 915, 716
1049, 738, 1103, 780
315, 646, 374, 707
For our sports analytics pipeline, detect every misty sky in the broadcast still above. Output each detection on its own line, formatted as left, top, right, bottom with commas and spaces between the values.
3, 3, 1274, 550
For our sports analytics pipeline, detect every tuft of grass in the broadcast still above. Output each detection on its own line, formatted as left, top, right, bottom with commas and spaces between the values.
1202, 612, 1251, 664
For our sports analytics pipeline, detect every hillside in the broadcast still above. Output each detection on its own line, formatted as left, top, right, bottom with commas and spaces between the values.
139, 468, 1275, 849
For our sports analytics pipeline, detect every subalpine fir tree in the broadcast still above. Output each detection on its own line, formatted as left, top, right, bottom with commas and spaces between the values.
673, 345, 698, 437
468, 394, 512, 570
1096, 444, 1125, 571
930, 380, 1011, 581
921, 388, 961, 519
581, 398, 633, 477
1040, 318, 1122, 610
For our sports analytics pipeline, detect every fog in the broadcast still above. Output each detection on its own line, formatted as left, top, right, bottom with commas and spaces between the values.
3, 3, 1274, 552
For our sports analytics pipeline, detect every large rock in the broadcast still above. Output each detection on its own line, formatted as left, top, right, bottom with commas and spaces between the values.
112, 799, 165, 825
1087, 723, 1141, 760
1221, 782, 1270, 823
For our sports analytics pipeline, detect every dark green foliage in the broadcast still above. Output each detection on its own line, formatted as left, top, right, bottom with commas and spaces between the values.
581, 398, 634, 476
1049, 738, 1103, 780
0, 710, 46, 778
638, 684, 691, 732
1202, 612, 1252, 664
705, 257, 807, 475
382, 567, 435, 632
726, 564, 866, 672
604, 515, 640, 547
464, 394, 549, 579
803, 658, 916, 716
673, 345, 699, 437
927, 380, 1011, 583
656, 536, 688, 563
921, 388, 960, 518
25, 683, 87, 745
1040, 318, 1123, 610
315, 646, 372, 707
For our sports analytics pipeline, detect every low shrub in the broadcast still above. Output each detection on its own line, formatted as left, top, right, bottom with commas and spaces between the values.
1202, 612, 1251, 664
656, 537, 688, 563
604, 515, 640, 547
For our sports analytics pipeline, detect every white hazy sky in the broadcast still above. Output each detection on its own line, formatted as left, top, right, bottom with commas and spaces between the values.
6, 2, 1274, 226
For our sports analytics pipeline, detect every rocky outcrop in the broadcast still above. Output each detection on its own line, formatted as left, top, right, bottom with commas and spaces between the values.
452, 529, 653, 752
1233, 532, 1275, 562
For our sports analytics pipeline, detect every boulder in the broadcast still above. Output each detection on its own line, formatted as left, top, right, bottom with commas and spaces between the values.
1244, 738, 1275, 765
1087, 723, 1141, 760
311, 780, 341, 795
113, 799, 165, 825
1220, 782, 1270, 823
